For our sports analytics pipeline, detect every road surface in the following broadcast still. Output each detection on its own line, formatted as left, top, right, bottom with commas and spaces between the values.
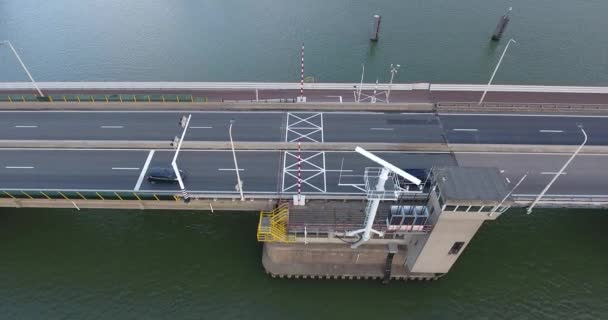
1, 110, 606, 145
1, 149, 606, 198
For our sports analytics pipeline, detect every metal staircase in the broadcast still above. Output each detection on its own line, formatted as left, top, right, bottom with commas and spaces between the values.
257, 204, 296, 243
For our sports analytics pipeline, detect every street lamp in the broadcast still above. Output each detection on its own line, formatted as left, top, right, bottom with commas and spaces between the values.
386, 63, 401, 103
356, 64, 365, 103
0, 41, 44, 97
229, 120, 244, 201
526, 125, 587, 214
479, 38, 517, 105
172, 114, 191, 203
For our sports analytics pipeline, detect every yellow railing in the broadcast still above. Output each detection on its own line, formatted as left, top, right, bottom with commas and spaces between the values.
257, 203, 295, 243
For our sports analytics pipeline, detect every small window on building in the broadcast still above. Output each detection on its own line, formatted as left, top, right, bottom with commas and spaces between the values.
449, 241, 465, 255
456, 205, 469, 212
444, 205, 457, 211
480, 206, 493, 212
469, 206, 482, 212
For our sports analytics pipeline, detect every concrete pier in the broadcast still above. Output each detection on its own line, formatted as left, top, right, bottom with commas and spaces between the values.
257, 167, 513, 281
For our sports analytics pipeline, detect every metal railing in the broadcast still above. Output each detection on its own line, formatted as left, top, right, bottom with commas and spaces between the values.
437, 102, 608, 112
0, 94, 207, 103
0, 190, 180, 201
513, 194, 608, 204
257, 204, 295, 243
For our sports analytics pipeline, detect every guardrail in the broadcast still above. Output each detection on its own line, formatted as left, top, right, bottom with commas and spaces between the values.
0, 189, 370, 202
437, 102, 608, 112
513, 194, 608, 204
0, 94, 207, 103
0, 81, 421, 91
1, 190, 181, 201
1, 82, 608, 93
3, 189, 606, 209
222, 98, 296, 103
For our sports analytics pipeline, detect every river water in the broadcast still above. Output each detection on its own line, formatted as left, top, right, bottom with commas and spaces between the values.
0, 208, 607, 319
0, 0, 607, 84
1, 1, 608, 319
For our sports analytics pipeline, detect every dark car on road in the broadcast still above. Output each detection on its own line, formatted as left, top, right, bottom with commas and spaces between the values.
147, 167, 186, 184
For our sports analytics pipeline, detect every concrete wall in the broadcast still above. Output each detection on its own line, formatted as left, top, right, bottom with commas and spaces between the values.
261, 242, 424, 279
408, 214, 485, 274
265, 242, 405, 266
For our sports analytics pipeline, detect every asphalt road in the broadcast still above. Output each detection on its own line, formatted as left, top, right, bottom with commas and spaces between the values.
2, 111, 608, 145
1, 149, 606, 197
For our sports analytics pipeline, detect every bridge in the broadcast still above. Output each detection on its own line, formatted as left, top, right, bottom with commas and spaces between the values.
1, 81, 607, 282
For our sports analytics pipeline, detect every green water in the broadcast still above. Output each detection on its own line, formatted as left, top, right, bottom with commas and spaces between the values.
0, 0, 607, 84
1, 0, 608, 318
0, 208, 606, 319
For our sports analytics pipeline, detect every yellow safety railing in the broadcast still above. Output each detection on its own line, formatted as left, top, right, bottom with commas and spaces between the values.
257, 203, 295, 243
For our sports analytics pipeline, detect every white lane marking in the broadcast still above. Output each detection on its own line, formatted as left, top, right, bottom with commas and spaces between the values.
540, 172, 567, 175
190, 126, 213, 129
505, 177, 511, 183
452, 128, 478, 132
370, 128, 394, 131
218, 168, 244, 171
5, 166, 34, 169
14, 125, 38, 128
134, 150, 155, 191
112, 167, 140, 170
101, 125, 124, 129
539, 130, 564, 133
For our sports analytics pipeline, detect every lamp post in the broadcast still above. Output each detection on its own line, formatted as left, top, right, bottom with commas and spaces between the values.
479, 38, 516, 105
0, 41, 44, 97
172, 114, 191, 203
356, 64, 365, 103
526, 125, 587, 214
229, 120, 244, 201
386, 63, 401, 103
